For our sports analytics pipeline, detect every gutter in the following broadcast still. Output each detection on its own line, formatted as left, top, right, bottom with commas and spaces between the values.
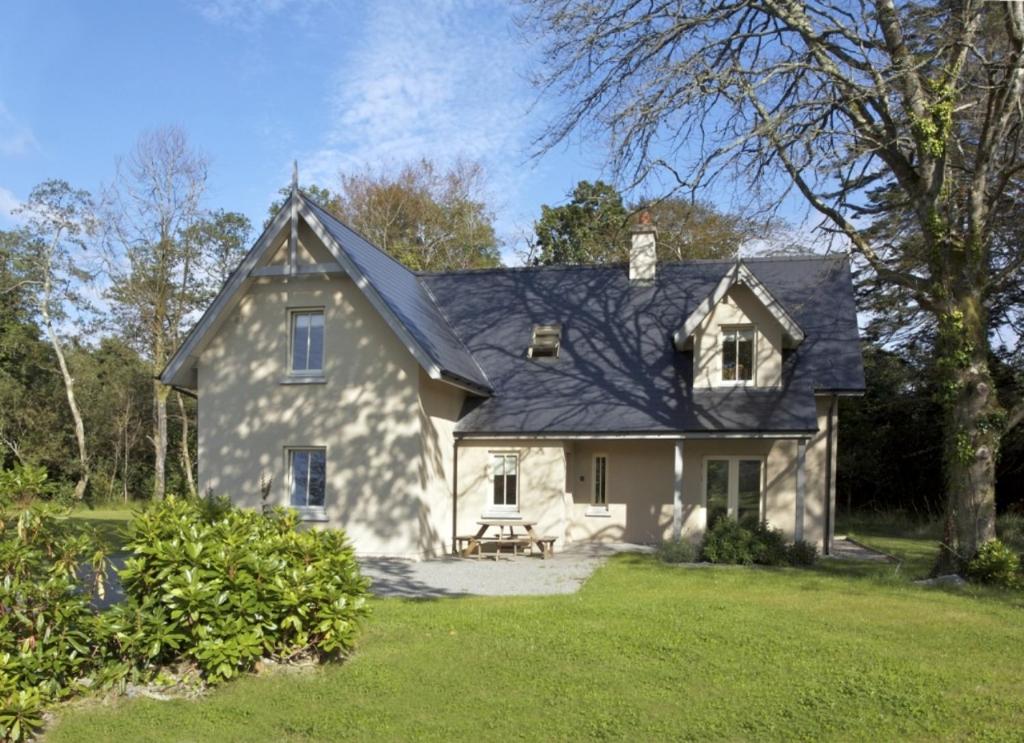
154, 376, 198, 400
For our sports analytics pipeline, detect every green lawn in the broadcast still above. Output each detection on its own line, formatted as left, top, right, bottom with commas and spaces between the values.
49, 548, 1024, 742
64, 505, 137, 552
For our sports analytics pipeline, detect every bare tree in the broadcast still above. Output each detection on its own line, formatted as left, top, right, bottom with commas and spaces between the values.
105, 127, 208, 501
521, 0, 1024, 564
8, 180, 97, 500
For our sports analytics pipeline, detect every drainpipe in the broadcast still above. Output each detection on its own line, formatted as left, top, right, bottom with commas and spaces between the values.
451, 437, 459, 555
824, 395, 837, 555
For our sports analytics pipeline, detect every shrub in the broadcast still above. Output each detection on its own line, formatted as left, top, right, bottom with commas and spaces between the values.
699, 519, 817, 568
0, 503, 114, 742
657, 539, 696, 563
786, 540, 818, 567
966, 539, 1021, 589
700, 518, 757, 565
996, 513, 1024, 554
0, 464, 59, 507
116, 496, 371, 682
750, 522, 789, 566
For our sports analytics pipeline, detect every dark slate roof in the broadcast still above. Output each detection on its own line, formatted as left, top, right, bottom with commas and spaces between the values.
419, 257, 863, 435
304, 197, 492, 393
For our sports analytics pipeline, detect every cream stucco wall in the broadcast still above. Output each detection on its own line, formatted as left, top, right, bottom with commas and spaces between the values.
197, 218, 457, 557
693, 285, 783, 389
450, 412, 838, 552
454, 441, 569, 543
195, 216, 841, 558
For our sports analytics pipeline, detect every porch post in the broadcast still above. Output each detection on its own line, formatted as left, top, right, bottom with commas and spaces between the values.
673, 439, 684, 541
795, 438, 807, 542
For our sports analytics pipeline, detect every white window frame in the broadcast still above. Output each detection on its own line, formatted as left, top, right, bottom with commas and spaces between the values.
592, 454, 608, 506
286, 446, 328, 521
586, 453, 611, 517
287, 308, 326, 378
485, 451, 520, 517
701, 456, 766, 525
719, 324, 756, 386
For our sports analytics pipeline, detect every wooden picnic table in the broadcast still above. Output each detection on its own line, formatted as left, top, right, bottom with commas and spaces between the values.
457, 518, 556, 560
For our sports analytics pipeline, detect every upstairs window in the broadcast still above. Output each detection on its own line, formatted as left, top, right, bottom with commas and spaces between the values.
528, 323, 561, 359
721, 326, 754, 382
290, 309, 324, 374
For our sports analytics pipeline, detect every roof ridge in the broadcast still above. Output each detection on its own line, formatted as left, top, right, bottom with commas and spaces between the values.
418, 253, 847, 278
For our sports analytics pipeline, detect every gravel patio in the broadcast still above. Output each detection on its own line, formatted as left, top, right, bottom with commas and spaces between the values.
359, 542, 655, 598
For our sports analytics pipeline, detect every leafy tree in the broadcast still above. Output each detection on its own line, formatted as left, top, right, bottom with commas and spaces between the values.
641, 198, 759, 261
0, 232, 65, 471
522, 0, 1024, 564
532, 182, 759, 265
6, 181, 97, 500
271, 158, 501, 271
533, 180, 628, 265
186, 209, 252, 288
70, 338, 152, 503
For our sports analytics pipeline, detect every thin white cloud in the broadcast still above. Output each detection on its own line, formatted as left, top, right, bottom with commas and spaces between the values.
0, 104, 38, 157
190, 0, 330, 29
300, 0, 536, 234
0, 186, 23, 225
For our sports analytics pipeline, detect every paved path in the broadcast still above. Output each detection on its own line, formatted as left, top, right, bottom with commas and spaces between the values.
360, 542, 654, 598
827, 536, 895, 562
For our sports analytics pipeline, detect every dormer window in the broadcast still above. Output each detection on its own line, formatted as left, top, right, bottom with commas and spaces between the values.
528, 323, 561, 359
722, 326, 754, 382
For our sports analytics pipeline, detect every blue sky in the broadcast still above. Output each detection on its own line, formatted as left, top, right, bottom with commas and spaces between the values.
0, 0, 611, 262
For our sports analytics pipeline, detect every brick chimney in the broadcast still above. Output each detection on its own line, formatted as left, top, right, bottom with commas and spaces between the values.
629, 210, 657, 284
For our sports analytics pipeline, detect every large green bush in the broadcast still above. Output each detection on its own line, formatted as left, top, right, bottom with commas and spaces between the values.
700, 519, 817, 567
115, 496, 370, 681
0, 495, 370, 741
0, 504, 113, 742
701, 518, 758, 565
966, 539, 1021, 589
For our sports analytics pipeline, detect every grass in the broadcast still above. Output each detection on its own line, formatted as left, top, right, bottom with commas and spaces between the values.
49, 547, 1024, 742
63, 504, 138, 552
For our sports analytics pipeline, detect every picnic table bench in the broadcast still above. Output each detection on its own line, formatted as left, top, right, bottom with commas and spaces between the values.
458, 519, 557, 560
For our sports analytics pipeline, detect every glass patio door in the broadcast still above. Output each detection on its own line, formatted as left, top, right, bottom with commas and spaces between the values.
704, 458, 764, 528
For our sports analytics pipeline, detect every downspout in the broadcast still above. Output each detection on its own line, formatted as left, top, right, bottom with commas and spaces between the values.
824, 395, 837, 556
451, 437, 459, 555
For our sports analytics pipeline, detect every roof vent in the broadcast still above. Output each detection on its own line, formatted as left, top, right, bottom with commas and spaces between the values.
528, 323, 561, 359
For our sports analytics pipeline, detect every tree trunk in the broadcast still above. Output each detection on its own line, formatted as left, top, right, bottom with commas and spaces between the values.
175, 391, 197, 498
123, 421, 131, 504
934, 290, 1001, 573
40, 301, 89, 500
153, 381, 169, 500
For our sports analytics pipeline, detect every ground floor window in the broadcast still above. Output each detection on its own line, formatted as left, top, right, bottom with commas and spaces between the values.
704, 457, 764, 528
592, 455, 608, 506
289, 448, 326, 516
491, 453, 518, 509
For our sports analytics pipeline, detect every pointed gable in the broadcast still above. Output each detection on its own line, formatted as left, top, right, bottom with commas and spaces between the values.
673, 261, 804, 350
159, 190, 491, 395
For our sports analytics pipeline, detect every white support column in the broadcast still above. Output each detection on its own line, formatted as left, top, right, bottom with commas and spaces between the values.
795, 438, 807, 542
673, 439, 684, 541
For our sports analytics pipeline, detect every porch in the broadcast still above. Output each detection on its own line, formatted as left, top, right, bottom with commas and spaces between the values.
452, 431, 836, 555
